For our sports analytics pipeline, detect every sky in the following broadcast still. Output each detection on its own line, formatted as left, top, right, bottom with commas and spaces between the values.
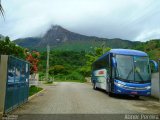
0, 0, 160, 41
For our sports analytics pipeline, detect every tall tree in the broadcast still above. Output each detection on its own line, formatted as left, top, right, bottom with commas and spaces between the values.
80, 47, 111, 76
0, 37, 25, 58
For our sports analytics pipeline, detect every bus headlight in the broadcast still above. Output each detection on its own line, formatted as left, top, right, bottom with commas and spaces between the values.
145, 86, 151, 90
115, 82, 124, 87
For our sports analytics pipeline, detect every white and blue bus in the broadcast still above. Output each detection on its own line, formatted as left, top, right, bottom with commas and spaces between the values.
91, 49, 158, 98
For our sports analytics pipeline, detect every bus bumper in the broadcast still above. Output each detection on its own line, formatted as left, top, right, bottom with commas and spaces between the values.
114, 80, 151, 96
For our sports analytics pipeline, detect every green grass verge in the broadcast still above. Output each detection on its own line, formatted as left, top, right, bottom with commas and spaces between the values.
44, 81, 54, 84
54, 79, 86, 83
29, 85, 43, 97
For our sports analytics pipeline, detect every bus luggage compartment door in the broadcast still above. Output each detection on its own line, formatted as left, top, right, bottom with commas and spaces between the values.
93, 69, 108, 90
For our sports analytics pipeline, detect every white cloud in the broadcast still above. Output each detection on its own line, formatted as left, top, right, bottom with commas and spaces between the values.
135, 29, 160, 42
0, 0, 160, 41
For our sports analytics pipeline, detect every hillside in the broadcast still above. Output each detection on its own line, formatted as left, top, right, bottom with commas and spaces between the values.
14, 25, 139, 51
133, 39, 160, 60
15, 37, 42, 48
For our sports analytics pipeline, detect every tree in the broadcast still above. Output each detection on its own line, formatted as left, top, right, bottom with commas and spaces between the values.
0, 36, 25, 58
49, 65, 66, 75
80, 47, 111, 76
133, 39, 160, 61
0, 0, 4, 17
25, 50, 40, 75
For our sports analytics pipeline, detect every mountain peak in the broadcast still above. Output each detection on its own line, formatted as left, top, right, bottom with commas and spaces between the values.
51, 25, 63, 29
49, 25, 62, 31
39, 25, 70, 46
48, 25, 69, 33
45, 25, 69, 36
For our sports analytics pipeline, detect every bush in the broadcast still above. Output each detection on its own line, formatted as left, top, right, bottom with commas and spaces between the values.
66, 71, 84, 80
53, 71, 85, 82
49, 65, 68, 75
29, 85, 43, 96
54, 74, 65, 80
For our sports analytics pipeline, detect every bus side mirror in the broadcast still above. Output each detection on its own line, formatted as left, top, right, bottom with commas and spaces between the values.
112, 57, 117, 68
150, 60, 158, 72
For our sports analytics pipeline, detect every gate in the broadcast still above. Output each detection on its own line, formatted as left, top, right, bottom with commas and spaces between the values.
0, 55, 30, 114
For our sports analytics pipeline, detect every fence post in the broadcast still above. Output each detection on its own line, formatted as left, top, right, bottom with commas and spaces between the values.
0, 55, 8, 114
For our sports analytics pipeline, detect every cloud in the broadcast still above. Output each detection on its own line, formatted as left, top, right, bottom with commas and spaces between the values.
0, 0, 160, 41
135, 29, 160, 42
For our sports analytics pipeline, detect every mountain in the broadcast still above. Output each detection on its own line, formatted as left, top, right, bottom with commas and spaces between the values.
14, 25, 139, 51
39, 25, 91, 46
15, 37, 42, 48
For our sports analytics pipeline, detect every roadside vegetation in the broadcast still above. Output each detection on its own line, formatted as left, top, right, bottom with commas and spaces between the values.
38, 40, 160, 82
0, 36, 159, 82
54, 79, 86, 83
0, 36, 40, 80
29, 85, 43, 96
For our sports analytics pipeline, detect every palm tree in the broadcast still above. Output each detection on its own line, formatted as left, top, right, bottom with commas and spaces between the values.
0, 0, 4, 17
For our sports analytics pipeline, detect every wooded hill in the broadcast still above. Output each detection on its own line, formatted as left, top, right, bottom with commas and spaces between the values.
14, 25, 139, 51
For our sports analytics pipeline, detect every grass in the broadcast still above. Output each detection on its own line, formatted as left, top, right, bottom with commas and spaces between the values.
54, 79, 86, 83
44, 80, 54, 84
29, 85, 43, 97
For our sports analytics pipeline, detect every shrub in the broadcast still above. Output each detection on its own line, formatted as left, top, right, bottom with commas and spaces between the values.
49, 65, 67, 75
66, 71, 84, 80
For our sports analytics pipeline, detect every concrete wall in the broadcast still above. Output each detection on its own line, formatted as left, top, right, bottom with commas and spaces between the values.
0, 55, 8, 114
29, 74, 39, 86
151, 72, 159, 98
30, 73, 39, 81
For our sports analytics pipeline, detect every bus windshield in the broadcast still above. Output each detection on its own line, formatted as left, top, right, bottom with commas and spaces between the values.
115, 55, 151, 83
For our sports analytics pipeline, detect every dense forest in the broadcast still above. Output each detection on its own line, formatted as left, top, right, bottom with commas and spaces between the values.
38, 47, 111, 82
39, 50, 86, 81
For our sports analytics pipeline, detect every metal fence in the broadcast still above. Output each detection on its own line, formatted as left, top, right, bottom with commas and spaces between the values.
4, 56, 30, 113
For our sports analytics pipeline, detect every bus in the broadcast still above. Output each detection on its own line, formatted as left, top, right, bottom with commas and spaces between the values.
91, 49, 158, 98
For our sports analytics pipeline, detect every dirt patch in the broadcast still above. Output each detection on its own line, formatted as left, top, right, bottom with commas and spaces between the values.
133, 101, 160, 114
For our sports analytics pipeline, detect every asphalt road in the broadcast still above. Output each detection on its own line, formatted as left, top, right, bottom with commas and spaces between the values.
11, 82, 160, 115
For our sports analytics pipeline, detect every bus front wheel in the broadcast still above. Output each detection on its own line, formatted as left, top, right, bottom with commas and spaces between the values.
93, 83, 97, 90
134, 95, 140, 99
107, 83, 113, 97
108, 91, 113, 97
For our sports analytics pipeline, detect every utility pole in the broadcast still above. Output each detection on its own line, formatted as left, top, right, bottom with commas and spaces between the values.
46, 45, 50, 82
91, 39, 97, 56
102, 41, 105, 54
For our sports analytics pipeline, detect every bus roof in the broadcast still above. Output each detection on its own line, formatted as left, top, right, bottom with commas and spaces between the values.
94, 49, 148, 63
110, 49, 148, 56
